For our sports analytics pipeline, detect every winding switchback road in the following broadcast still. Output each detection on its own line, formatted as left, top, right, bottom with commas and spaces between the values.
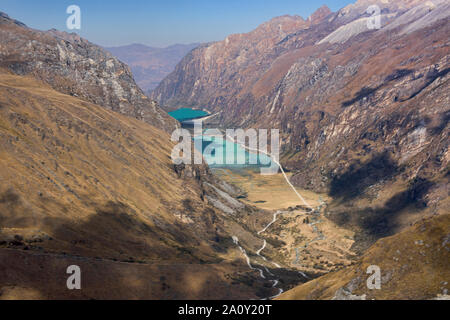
228, 133, 313, 299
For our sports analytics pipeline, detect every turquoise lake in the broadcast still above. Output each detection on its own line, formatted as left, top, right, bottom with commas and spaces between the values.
193, 135, 273, 169
169, 108, 275, 169
168, 108, 209, 122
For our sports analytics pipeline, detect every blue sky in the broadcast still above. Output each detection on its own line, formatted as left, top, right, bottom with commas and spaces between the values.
0, 0, 354, 47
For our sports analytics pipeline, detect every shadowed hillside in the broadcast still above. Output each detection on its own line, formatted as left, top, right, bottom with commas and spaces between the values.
278, 214, 450, 300
0, 70, 287, 299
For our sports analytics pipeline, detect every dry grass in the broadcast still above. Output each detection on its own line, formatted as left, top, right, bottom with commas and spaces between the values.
214, 168, 322, 210
0, 71, 275, 299
214, 167, 357, 276
279, 213, 450, 300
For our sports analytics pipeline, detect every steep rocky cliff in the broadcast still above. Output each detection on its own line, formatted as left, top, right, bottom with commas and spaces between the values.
0, 12, 176, 132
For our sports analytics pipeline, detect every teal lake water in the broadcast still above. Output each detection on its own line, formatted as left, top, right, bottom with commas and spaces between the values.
193, 135, 273, 169
168, 108, 209, 122
169, 108, 274, 169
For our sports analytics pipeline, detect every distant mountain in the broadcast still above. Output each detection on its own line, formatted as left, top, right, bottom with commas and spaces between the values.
105, 43, 200, 92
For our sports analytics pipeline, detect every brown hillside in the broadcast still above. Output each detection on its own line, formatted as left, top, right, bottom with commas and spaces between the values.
0, 70, 281, 299
278, 213, 450, 300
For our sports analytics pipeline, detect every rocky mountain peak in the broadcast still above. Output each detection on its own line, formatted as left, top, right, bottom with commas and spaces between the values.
0, 11, 27, 27
0, 14, 176, 131
252, 14, 307, 38
46, 29, 85, 44
307, 5, 332, 24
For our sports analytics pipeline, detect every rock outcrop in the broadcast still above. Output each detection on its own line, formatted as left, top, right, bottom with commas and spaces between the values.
0, 12, 176, 132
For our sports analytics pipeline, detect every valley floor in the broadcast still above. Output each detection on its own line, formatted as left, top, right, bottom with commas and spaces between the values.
213, 168, 358, 293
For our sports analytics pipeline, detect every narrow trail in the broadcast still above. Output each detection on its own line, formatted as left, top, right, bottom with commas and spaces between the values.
225, 134, 314, 209
256, 210, 285, 299
227, 133, 315, 299
232, 234, 282, 299
258, 211, 281, 235
233, 209, 311, 300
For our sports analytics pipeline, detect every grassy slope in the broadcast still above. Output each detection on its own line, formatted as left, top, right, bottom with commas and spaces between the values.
0, 71, 277, 299
0, 70, 191, 260
278, 213, 450, 300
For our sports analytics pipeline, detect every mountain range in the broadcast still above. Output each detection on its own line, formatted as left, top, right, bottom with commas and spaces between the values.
0, 11, 286, 299
105, 43, 200, 93
152, 0, 449, 299
0, 0, 449, 300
